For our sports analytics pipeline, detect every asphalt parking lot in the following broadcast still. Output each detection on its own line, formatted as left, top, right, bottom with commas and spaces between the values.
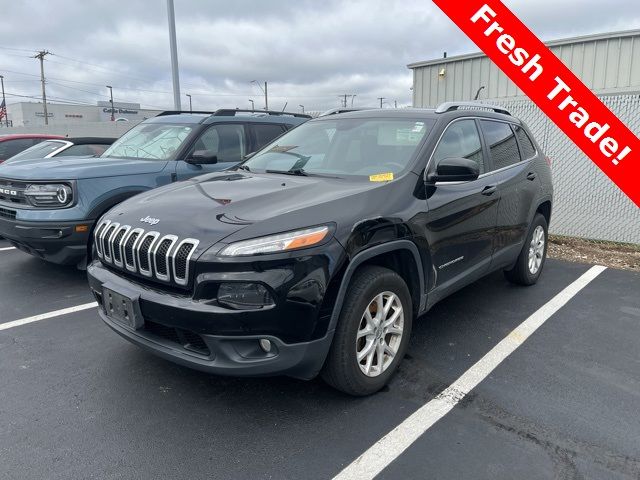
1, 237, 639, 480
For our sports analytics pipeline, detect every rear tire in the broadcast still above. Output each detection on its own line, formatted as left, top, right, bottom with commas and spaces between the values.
504, 213, 548, 286
322, 265, 413, 396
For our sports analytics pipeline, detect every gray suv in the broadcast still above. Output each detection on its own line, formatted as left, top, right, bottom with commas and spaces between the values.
0, 109, 309, 267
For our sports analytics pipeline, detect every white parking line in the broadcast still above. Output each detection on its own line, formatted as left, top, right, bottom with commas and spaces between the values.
0, 247, 16, 252
0, 302, 98, 331
333, 265, 607, 480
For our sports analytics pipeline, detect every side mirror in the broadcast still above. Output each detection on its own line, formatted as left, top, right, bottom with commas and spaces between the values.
427, 157, 479, 183
187, 150, 218, 165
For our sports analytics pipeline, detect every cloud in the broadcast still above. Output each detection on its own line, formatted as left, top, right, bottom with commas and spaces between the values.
1, 0, 638, 112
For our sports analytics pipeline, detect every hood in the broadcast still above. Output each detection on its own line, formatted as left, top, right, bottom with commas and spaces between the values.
104, 171, 380, 248
0, 156, 168, 180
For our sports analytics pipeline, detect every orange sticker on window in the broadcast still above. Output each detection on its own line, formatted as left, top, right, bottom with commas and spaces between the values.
369, 172, 394, 182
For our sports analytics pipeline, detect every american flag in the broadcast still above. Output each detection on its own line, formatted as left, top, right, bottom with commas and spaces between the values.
0, 99, 6, 121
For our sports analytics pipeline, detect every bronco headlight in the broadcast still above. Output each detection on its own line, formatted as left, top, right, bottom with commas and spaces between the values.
219, 225, 330, 256
24, 183, 73, 207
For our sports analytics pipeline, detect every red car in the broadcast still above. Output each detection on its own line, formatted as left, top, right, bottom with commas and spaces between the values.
0, 134, 65, 163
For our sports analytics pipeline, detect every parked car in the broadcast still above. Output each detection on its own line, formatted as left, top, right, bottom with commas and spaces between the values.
0, 109, 309, 267
0, 134, 65, 163
86, 102, 553, 395
3, 137, 116, 164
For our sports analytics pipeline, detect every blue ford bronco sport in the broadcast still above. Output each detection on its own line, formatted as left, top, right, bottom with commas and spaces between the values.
0, 109, 309, 268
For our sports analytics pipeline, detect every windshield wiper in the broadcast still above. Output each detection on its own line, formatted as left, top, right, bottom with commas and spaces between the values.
237, 164, 251, 172
264, 168, 341, 179
265, 168, 308, 176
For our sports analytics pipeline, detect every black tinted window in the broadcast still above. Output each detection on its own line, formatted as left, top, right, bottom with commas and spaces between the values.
433, 120, 485, 174
514, 125, 536, 160
0, 138, 37, 160
190, 124, 246, 162
480, 121, 520, 170
57, 144, 109, 157
253, 124, 284, 150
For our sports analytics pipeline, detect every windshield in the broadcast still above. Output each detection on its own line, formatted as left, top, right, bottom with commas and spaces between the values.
242, 117, 434, 178
102, 123, 193, 160
5, 140, 68, 162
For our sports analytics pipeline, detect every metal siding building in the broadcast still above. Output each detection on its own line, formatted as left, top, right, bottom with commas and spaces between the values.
409, 29, 640, 107
407, 29, 640, 245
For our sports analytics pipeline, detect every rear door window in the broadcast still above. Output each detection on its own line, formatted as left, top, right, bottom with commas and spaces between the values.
432, 119, 486, 174
189, 124, 246, 163
480, 120, 521, 170
252, 124, 286, 151
513, 125, 537, 160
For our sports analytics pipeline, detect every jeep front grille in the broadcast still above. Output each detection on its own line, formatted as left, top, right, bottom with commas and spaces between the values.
95, 219, 199, 286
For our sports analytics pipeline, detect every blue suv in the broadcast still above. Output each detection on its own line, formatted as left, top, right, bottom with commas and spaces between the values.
0, 109, 309, 267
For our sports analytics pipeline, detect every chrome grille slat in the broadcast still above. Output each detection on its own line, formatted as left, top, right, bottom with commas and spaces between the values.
123, 228, 144, 271
94, 220, 109, 258
98, 220, 199, 287
172, 239, 199, 286
136, 231, 160, 277
102, 223, 120, 263
152, 235, 178, 281
111, 225, 131, 267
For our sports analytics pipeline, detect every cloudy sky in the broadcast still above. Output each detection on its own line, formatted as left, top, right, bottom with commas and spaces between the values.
1, 0, 638, 113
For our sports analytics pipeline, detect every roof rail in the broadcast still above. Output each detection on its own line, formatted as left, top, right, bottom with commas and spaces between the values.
434, 101, 511, 116
212, 109, 312, 119
156, 110, 217, 117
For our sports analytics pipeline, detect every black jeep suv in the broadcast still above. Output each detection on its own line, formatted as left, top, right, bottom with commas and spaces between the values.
87, 102, 553, 396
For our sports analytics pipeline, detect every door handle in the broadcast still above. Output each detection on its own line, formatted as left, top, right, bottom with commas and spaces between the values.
527, 172, 537, 181
481, 185, 497, 196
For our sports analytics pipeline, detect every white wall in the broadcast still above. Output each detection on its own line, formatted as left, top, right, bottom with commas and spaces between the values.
0, 121, 135, 138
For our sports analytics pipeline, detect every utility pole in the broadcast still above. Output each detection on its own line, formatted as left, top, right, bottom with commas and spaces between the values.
251, 81, 268, 110
166, 0, 181, 109
394, 100, 397, 108
0, 75, 8, 127
378, 97, 385, 108
106, 85, 114, 121
34, 50, 51, 125
264, 81, 268, 110
185, 93, 192, 112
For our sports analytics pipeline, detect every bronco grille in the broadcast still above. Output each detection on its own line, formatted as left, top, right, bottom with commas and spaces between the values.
0, 179, 28, 206
95, 219, 199, 286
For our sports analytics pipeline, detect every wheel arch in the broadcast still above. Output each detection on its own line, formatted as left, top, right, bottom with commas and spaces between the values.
326, 240, 427, 334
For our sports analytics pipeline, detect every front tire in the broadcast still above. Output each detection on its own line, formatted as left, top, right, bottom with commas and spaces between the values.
504, 213, 548, 286
322, 265, 413, 396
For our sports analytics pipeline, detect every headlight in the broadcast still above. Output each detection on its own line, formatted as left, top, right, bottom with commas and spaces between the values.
24, 184, 73, 207
219, 225, 330, 256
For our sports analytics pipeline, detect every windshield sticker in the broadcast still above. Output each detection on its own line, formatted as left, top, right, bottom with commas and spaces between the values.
269, 145, 297, 153
412, 122, 425, 133
369, 172, 394, 182
396, 129, 424, 145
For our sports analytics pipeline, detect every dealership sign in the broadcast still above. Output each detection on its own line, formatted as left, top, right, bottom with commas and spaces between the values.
432, 0, 640, 207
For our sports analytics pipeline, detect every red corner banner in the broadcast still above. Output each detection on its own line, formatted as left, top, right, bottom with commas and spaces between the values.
432, 0, 640, 207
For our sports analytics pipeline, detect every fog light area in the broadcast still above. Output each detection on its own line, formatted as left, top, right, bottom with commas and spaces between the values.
217, 282, 274, 310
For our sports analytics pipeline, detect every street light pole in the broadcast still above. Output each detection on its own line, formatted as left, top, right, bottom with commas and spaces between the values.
166, 0, 181, 109
186, 93, 192, 113
0, 75, 8, 127
249, 99, 254, 111
378, 97, 385, 108
251, 80, 268, 110
106, 85, 114, 121
299, 104, 305, 114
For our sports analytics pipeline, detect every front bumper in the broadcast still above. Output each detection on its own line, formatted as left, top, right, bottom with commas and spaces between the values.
87, 244, 345, 379
0, 214, 92, 265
